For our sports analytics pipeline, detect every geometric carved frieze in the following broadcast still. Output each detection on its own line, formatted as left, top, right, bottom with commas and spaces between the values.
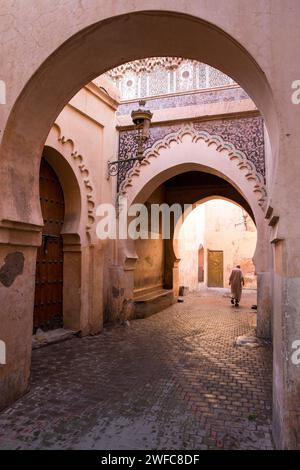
119, 124, 267, 211
117, 117, 265, 190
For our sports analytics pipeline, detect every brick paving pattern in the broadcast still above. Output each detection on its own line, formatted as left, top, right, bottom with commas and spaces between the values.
0, 291, 273, 450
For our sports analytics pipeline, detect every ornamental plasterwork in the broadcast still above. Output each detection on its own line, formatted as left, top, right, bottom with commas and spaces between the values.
119, 125, 267, 211
117, 117, 265, 190
104, 58, 235, 101
106, 57, 186, 78
50, 123, 96, 234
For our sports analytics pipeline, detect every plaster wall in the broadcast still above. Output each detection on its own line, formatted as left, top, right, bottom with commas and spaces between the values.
134, 186, 166, 293
204, 201, 257, 288
0, 245, 36, 409
177, 204, 205, 291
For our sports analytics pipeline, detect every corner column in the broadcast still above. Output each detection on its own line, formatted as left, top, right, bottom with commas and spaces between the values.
256, 271, 272, 339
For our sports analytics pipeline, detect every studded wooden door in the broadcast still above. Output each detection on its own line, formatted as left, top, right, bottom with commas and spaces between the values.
207, 250, 224, 288
33, 158, 65, 330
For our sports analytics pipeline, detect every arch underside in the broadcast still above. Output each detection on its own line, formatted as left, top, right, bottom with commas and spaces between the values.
163, 171, 255, 222
121, 128, 268, 273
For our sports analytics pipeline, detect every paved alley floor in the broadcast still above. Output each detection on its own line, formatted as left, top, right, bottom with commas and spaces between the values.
0, 290, 273, 450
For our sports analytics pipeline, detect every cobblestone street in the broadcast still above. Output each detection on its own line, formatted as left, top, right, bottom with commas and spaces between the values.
0, 291, 273, 450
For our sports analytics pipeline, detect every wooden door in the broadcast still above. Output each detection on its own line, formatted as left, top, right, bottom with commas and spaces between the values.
33, 158, 64, 330
207, 250, 223, 287
198, 246, 204, 282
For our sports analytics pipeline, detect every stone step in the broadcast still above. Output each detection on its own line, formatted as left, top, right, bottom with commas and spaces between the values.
134, 287, 173, 302
32, 328, 79, 349
133, 288, 175, 318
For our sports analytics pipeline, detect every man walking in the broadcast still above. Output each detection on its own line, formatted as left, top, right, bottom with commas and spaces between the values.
229, 265, 245, 307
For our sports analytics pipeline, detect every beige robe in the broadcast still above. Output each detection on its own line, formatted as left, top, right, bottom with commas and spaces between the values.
229, 268, 244, 302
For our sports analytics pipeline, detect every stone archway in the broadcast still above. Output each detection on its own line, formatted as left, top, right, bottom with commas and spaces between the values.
173, 196, 257, 292
2, 5, 295, 449
40, 144, 83, 333
43, 125, 102, 335
121, 126, 268, 266
119, 127, 271, 339
0, 10, 278, 229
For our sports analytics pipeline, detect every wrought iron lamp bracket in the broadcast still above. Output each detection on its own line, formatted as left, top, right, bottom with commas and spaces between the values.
106, 155, 145, 179
107, 100, 152, 180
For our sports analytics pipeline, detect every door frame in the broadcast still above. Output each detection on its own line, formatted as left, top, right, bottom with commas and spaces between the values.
207, 249, 224, 288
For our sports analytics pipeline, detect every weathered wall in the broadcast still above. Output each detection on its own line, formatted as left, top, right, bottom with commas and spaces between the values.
0, 246, 36, 409
177, 204, 205, 291
204, 200, 257, 288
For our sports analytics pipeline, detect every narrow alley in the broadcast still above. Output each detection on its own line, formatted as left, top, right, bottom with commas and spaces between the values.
0, 291, 272, 450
